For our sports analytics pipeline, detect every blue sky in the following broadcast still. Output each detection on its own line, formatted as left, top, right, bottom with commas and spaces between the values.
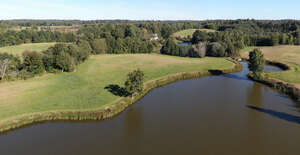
0, 0, 299, 20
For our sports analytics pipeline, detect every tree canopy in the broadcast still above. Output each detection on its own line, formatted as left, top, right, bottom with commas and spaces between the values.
248, 48, 265, 78
124, 69, 145, 96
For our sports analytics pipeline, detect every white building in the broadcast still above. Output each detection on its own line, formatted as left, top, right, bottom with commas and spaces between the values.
150, 34, 159, 41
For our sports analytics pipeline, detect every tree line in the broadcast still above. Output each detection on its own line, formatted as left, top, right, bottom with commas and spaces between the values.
2, 19, 300, 81
161, 20, 300, 58
0, 29, 76, 47
77, 24, 158, 54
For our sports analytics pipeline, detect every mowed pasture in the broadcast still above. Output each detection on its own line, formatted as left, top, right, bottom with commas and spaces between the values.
0, 43, 56, 56
241, 45, 300, 85
172, 29, 216, 38
0, 54, 235, 121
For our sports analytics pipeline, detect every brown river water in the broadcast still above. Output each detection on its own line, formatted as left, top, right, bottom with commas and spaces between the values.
0, 62, 299, 155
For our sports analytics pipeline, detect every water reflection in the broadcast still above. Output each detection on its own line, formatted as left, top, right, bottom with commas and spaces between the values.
247, 83, 263, 106
222, 73, 249, 81
124, 106, 144, 152
265, 65, 284, 72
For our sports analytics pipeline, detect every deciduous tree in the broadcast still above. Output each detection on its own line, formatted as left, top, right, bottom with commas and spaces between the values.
124, 69, 145, 96
248, 49, 265, 79
22, 51, 44, 75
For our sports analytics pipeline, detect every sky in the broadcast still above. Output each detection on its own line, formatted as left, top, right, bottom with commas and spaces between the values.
0, 0, 299, 20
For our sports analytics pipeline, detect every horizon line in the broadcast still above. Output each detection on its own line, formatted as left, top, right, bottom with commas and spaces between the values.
1, 18, 300, 21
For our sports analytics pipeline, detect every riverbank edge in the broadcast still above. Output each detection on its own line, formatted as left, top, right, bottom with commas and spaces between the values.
247, 60, 300, 103
0, 59, 242, 134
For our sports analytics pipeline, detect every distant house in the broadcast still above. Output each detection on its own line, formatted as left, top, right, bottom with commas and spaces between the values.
150, 34, 159, 41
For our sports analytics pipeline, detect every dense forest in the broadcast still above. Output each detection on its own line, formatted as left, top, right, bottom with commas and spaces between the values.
1, 19, 300, 81
0, 30, 76, 47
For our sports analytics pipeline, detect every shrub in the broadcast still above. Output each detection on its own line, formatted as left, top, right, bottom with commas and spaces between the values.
17, 69, 34, 80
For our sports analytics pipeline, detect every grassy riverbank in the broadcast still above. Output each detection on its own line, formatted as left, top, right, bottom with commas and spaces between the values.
0, 43, 56, 56
241, 46, 300, 85
241, 46, 300, 102
0, 54, 238, 132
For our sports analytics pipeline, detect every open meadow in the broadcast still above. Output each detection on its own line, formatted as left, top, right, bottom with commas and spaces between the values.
172, 28, 216, 39
0, 43, 56, 56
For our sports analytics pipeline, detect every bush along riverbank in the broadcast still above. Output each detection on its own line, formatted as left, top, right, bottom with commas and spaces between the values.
0, 58, 242, 134
248, 60, 300, 103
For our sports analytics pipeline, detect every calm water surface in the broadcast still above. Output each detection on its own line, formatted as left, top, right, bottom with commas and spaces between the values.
0, 63, 299, 155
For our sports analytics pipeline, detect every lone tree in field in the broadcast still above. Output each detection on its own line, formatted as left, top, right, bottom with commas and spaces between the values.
248, 48, 265, 79
125, 69, 145, 96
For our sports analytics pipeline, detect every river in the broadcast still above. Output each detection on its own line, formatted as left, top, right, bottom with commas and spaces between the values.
0, 62, 299, 155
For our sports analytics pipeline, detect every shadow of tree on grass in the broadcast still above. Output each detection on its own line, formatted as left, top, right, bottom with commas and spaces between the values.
105, 84, 130, 97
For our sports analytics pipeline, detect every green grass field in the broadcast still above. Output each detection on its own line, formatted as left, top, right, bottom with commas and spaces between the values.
240, 46, 260, 54
0, 43, 56, 56
0, 54, 235, 121
172, 29, 216, 38
241, 46, 300, 87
